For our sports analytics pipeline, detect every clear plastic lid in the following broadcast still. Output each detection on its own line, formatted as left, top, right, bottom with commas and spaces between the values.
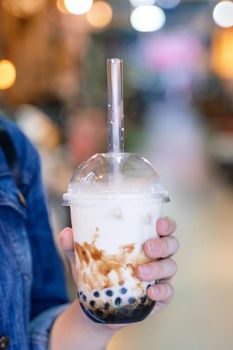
63, 153, 169, 205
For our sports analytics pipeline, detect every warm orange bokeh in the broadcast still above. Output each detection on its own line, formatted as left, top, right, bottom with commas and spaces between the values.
212, 27, 233, 80
87, 1, 113, 29
0, 59, 16, 90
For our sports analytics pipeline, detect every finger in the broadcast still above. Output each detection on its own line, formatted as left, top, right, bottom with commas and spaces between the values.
59, 227, 74, 251
59, 227, 75, 265
144, 236, 180, 259
147, 282, 174, 302
150, 298, 173, 315
157, 217, 177, 237
149, 281, 174, 316
137, 259, 177, 281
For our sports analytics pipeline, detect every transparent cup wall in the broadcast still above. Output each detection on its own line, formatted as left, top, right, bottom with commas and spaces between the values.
64, 153, 168, 324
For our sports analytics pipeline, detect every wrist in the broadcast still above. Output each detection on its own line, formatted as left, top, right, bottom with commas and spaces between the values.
50, 300, 117, 350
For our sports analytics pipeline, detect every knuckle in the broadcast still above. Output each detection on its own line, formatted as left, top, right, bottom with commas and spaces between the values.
173, 237, 180, 252
166, 283, 174, 298
170, 259, 177, 275
165, 216, 177, 233
171, 220, 177, 232
164, 259, 177, 277
146, 239, 162, 258
162, 237, 169, 254
156, 240, 163, 256
162, 284, 169, 299
153, 262, 160, 277
167, 236, 180, 255
160, 237, 179, 258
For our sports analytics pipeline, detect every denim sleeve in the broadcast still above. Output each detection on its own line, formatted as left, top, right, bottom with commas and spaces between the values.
0, 117, 69, 316
25, 142, 69, 319
30, 303, 69, 350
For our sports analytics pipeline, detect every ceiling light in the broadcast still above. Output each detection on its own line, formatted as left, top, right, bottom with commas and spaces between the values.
64, 0, 93, 15
129, 0, 156, 6
87, 1, 113, 29
156, 0, 181, 9
130, 5, 166, 32
213, 1, 233, 28
0, 60, 16, 90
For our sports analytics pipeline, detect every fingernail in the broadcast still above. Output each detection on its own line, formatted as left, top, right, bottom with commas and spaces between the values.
60, 228, 70, 244
161, 219, 169, 232
63, 227, 70, 234
151, 286, 160, 297
148, 241, 160, 256
138, 265, 152, 277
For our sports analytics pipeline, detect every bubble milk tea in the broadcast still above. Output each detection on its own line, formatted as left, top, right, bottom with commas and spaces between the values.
71, 190, 162, 323
63, 152, 168, 324
63, 59, 169, 324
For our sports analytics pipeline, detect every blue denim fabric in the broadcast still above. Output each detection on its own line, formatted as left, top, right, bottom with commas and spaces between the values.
0, 116, 69, 350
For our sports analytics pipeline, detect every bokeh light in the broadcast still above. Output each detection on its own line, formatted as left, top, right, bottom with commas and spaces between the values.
212, 28, 233, 79
156, 0, 181, 9
64, 0, 93, 15
213, 1, 233, 28
87, 1, 113, 29
2, 0, 46, 17
17, 105, 61, 149
130, 5, 166, 32
129, 0, 156, 6
0, 60, 16, 90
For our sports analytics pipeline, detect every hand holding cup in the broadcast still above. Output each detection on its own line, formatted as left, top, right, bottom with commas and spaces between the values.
60, 216, 178, 320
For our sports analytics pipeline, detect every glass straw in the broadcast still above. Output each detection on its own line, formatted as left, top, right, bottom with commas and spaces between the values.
107, 58, 124, 154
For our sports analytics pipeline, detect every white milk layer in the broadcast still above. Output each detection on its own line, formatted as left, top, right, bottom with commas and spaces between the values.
71, 194, 162, 255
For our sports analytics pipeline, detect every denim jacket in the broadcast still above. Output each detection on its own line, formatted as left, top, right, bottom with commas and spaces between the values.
0, 116, 68, 350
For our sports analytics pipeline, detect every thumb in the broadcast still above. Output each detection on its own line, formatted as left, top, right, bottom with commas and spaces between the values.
59, 227, 75, 266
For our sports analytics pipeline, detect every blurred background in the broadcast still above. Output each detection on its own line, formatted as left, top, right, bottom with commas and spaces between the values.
1, 0, 233, 349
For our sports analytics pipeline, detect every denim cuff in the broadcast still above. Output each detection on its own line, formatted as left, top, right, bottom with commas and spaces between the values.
30, 304, 69, 350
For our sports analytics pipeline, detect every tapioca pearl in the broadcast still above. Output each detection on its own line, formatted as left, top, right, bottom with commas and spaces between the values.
82, 294, 87, 302
115, 297, 122, 306
128, 297, 136, 305
120, 287, 127, 295
93, 291, 100, 298
90, 300, 96, 307
104, 302, 110, 310
96, 309, 104, 317
80, 302, 85, 311
79, 291, 83, 296
106, 289, 113, 297
140, 295, 147, 304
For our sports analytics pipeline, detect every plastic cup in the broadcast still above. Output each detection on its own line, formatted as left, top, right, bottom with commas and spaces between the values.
63, 152, 168, 324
